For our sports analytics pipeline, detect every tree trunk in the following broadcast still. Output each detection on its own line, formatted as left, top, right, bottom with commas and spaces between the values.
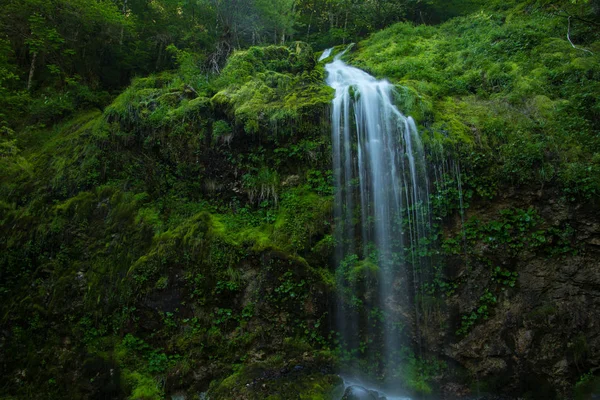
306, 10, 314, 39
120, 0, 128, 46
27, 52, 37, 91
343, 10, 349, 44
156, 43, 163, 70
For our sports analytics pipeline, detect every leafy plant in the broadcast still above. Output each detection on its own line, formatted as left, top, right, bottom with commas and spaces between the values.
456, 289, 497, 336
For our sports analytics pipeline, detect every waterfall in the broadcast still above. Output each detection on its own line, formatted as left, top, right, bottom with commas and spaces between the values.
318, 47, 333, 61
324, 50, 431, 393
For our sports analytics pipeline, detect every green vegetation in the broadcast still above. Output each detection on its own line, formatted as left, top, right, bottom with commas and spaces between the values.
350, 0, 600, 199
455, 289, 498, 336
441, 207, 579, 335
400, 353, 447, 395
574, 370, 600, 400
0, 0, 481, 134
0, 41, 336, 399
208, 363, 342, 399
1, 0, 599, 398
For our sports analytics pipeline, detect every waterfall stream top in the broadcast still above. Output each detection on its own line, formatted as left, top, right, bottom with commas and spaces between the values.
325, 58, 412, 125
326, 58, 378, 87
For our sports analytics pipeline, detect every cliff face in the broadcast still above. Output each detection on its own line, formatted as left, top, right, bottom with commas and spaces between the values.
345, 1, 600, 397
1, 1, 599, 399
0, 44, 342, 399
421, 188, 600, 399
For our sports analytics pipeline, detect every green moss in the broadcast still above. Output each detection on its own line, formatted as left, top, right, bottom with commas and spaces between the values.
346, 260, 379, 284
575, 371, 600, 400
213, 43, 332, 136
272, 187, 333, 253
350, 3, 600, 197
209, 367, 342, 400
123, 371, 162, 400
398, 355, 446, 396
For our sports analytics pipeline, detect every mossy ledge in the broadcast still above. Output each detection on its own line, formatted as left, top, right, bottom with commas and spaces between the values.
0, 42, 338, 399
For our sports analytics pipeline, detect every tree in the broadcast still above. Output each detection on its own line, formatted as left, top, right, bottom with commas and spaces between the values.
24, 13, 65, 90
1, 0, 127, 90
255, 0, 298, 44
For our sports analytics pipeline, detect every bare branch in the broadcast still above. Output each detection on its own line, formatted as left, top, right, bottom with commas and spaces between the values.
556, 13, 600, 27
567, 16, 594, 54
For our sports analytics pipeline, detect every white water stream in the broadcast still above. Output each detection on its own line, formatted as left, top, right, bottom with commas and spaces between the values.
318, 47, 333, 61
324, 48, 431, 396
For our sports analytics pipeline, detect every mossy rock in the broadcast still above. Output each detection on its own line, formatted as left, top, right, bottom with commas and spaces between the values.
209, 368, 342, 400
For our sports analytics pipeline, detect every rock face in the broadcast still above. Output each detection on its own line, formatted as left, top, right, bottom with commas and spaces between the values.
423, 188, 600, 399
342, 385, 386, 400
0, 43, 339, 400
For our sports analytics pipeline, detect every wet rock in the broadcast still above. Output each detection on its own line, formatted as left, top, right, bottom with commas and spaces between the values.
282, 175, 300, 186
431, 190, 600, 398
441, 382, 471, 399
342, 385, 385, 400
514, 329, 533, 356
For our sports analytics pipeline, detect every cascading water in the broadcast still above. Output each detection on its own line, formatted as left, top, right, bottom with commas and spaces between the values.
324, 49, 432, 396
318, 47, 333, 61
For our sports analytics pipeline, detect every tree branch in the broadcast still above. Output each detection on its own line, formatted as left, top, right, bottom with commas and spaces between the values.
557, 13, 600, 27
567, 16, 594, 54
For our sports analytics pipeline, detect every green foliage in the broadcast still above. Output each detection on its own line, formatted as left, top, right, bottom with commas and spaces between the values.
273, 271, 307, 301
123, 371, 162, 400
351, 3, 600, 198
2, 0, 599, 397
213, 43, 332, 136
306, 170, 333, 195
444, 208, 550, 258
445, 207, 579, 336
430, 170, 471, 219
243, 167, 280, 204
208, 365, 342, 400
491, 266, 518, 288
399, 353, 447, 395
0, 38, 336, 399
296, 0, 479, 49
337, 255, 379, 287
574, 371, 600, 400
560, 158, 600, 200
423, 264, 459, 298
274, 187, 333, 253
456, 289, 498, 336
